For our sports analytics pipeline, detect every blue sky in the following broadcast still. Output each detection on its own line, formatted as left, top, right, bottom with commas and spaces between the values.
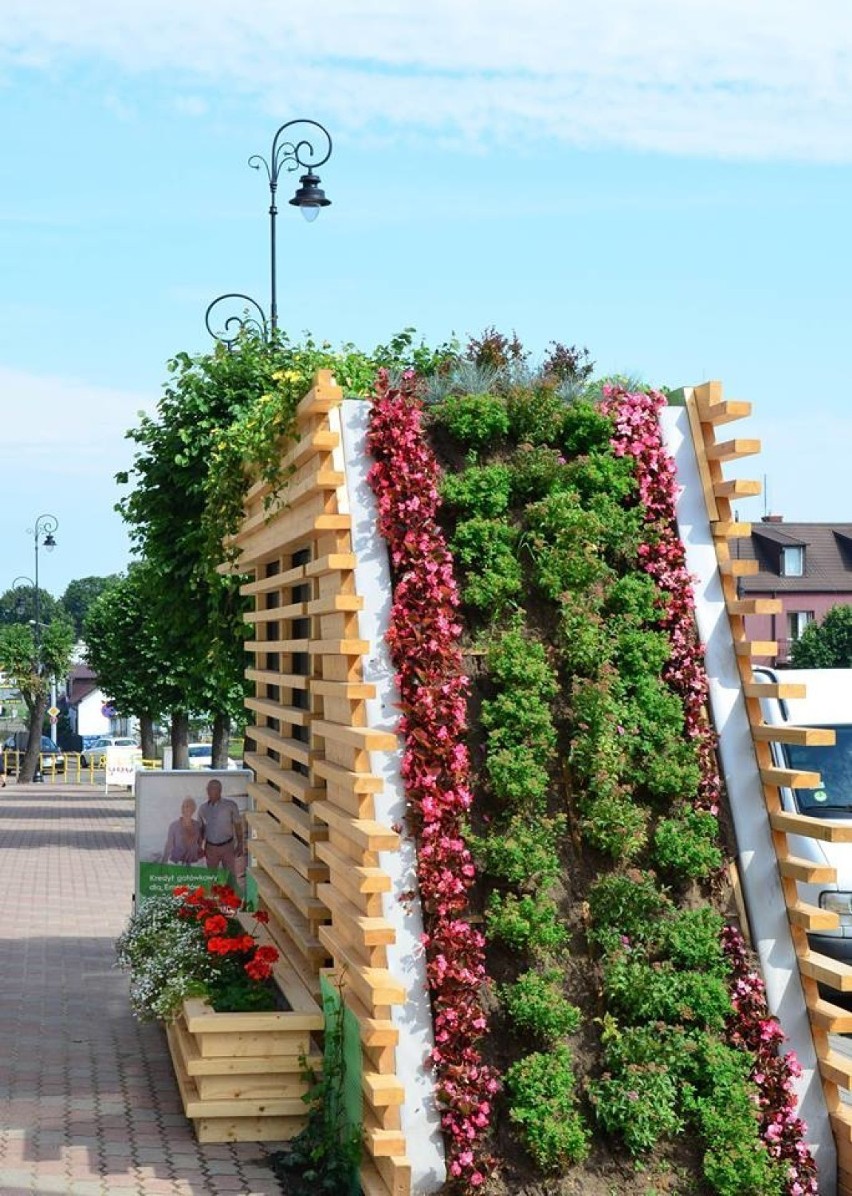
1, 0, 851, 594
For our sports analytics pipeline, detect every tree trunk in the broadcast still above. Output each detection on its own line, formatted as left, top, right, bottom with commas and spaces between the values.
19, 694, 48, 784
211, 712, 231, 769
171, 711, 190, 770
139, 714, 156, 762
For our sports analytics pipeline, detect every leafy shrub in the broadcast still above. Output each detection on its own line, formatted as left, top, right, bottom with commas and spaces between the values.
559, 398, 615, 456
506, 384, 567, 445
439, 464, 512, 518
451, 517, 524, 611
486, 622, 558, 699
486, 745, 551, 813
483, 692, 557, 758
612, 627, 672, 684
587, 1062, 683, 1154
657, 907, 729, 976
559, 598, 611, 678
602, 954, 730, 1031
433, 392, 509, 450
690, 1041, 784, 1196
486, 890, 568, 955
653, 808, 724, 881
526, 490, 616, 599
500, 968, 581, 1044
579, 791, 649, 861
505, 1047, 590, 1170
510, 445, 570, 503
563, 451, 636, 507
587, 870, 671, 948
603, 572, 661, 624
471, 815, 565, 890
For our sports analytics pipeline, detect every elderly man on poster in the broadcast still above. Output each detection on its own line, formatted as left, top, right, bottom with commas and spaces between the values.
198, 777, 245, 886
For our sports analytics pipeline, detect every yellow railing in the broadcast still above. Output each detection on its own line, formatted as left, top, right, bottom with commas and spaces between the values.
1, 749, 163, 782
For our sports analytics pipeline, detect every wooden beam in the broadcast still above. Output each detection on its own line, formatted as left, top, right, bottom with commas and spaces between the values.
787, 901, 840, 932
712, 521, 752, 538
769, 810, 852, 842
776, 854, 837, 884
734, 639, 778, 657
719, 558, 760, 577
799, 948, 852, 990
761, 767, 822, 789
714, 478, 762, 499
728, 598, 782, 616
743, 681, 807, 699
705, 438, 761, 462
752, 725, 835, 747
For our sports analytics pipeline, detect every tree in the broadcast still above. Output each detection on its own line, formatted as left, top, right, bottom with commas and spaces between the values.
790, 605, 852, 668
0, 621, 74, 782
61, 575, 121, 638
83, 564, 174, 760
0, 585, 63, 629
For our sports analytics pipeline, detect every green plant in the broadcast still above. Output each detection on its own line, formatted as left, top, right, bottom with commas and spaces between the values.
579, 791, 649, 861
653, 809, 724, 882
587, 871, 671, 948
269, 976, 362, 1195
559, 398, 616, 456
657, 908, 729, 976
506, 383, 567, 445
486, 890, 568, 955
451, 517, 523, 611
500, 968, 581, 1043
433, 392, 510, 450
510, 445, 570, 503
485, 744, 551, 813
470, 815, 565, 890
439, 463, 513, 518
602, 954, 730, 1031
505, 1046, 590, 1169
587, 1062, 683, 1154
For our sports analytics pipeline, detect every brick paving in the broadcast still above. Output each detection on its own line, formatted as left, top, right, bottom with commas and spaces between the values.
0, 781, 283, 1196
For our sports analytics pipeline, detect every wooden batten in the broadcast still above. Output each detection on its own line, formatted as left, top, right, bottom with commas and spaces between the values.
232, 373, 416, 1195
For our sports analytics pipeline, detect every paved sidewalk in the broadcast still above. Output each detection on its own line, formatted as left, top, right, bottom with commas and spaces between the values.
0, 782, 283, 1196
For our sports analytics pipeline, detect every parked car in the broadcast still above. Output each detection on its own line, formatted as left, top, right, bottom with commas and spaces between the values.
3, 733, 66, 773
187, 743, 240, 770
753, 666, 852, 966
81, 736, 137, 768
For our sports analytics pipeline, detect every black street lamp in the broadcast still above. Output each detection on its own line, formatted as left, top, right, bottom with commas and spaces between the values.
27, 514, 58, 665
205, 119, 333, 348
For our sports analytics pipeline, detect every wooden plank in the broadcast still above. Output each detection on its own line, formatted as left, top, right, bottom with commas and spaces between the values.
744, 681, 807, 700
312, 679, 377, 701
769, 810, 852, 842
712, 521, 752, 538
305, 594, 364, 616
363, 1072, 406, 1106
314, 803, 400, 853
313, 720, 398, 753
183, 1000, 315, 1036
244, 601, 307, 624
323, 976, 398, 1047
246, 727, 314, 768
245, 637, 310, 654
734, 639, 778, 656
818, 1049, 852, 1090
247, 817, 327, 884
296, 369, 344, 417
317, 883, 397, 947
316, 841, 393, 894
246, 761, 324, 804
787, 901, 840, 932
684, 391, 719, 523
248, 841, 328, 921
309, 638, 371, 657
245, 697, 311, 725
313, 757, 384, 794
702, 401, 753, 425
319, 926, 406, 1007
305, 552, 357, 577
245, 669, 309, 690
366, 1127, 407, 1158
799, 948, 852, 990
241, 563, 306, 595
194, 1114, 307, 1144
705, 438, 760, 462
777, 855, 837, 884
761, 767, 822, 789
719, 558, 760, 577
253, 873, 329, 965
714, 478, 762, 499
807, 996, 852, 1033
728, 598, 783, 616
753, 725, 835, 747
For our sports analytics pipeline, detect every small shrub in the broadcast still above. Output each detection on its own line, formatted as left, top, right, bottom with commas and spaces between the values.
486, 890, 568, 955
500, 968, 581, 1044
587, 1063, 683, 1154
471, 815, 565, 891
603, 572, 661, 624
541, 341, 594, 387
439, 464, 512, 518
657, 907, 729, 976
433, 392, 509, 450
559, 398, 615, 456
602, 955, 730, 1032
587, 871, 671, 948
505, 1047, 590, 1170
451, 517, 523, 612
510, 445, 570, 503
485, 622, 558, 699
483, 692, 557, 758
506, 384, 567, 445
579, 792, 649, 861
526, 489, 616, 599
564, 450, 637, 507
653, 809, 723, 882
486, 745, 551, 813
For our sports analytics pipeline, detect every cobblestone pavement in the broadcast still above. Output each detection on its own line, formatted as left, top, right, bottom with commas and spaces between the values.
0, 781, 284, 1196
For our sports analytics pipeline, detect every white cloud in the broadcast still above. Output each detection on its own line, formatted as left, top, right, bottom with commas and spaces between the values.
1, 0, 851, 160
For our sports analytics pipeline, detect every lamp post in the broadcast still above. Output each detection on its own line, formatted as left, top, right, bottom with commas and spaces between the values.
205, 119, 333, 348
27, 515, 58, 664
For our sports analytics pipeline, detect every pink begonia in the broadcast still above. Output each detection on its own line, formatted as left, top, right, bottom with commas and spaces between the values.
603, 384, 818, 1196
367, 369, 496, 1189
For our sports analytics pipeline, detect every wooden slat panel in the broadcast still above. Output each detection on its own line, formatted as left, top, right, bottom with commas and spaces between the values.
316, 841, 393, 894
246, 816, 327, 882
253, 873, 328, 964
246, 759, 324, 803
314, 803, 400, 852
319, 926, 406, 1007
313, 720, 398, 753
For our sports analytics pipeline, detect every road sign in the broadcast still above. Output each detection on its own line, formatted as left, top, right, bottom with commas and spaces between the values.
47, 706, 60, 719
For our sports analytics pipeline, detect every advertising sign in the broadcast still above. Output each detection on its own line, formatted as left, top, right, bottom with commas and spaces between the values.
134, 769, 251, 903
105, 746, 144, 793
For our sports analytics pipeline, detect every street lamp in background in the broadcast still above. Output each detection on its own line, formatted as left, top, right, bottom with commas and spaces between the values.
205, 119, 333, 348
27, 514, 58, 661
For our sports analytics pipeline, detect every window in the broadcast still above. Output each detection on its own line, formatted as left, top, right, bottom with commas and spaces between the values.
781, 546, 804, 576
787, 611, 814, 642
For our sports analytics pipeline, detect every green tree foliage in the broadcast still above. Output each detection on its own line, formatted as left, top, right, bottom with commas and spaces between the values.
83, 564, 175, 759
0, 585, 64, 629
0, 621, 74, 781
61, 575, 121, 638
790, 604, 852, 668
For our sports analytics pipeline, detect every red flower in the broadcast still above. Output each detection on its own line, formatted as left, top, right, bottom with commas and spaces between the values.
252, 910, 270, 924
203, 914, 228, 937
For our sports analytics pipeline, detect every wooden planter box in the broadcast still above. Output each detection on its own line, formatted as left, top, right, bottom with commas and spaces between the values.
166, 996, 324, 1143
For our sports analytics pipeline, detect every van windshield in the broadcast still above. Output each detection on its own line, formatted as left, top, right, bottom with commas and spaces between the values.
787, 725, 852, 816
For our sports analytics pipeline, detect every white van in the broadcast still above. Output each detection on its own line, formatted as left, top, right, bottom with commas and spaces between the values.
754, 667, 852, 963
